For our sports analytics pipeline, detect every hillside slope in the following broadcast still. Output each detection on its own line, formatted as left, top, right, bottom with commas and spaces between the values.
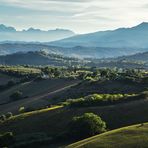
0, 79, 80, 113
114, 51, 148, 62
0, 51, 85, 66
1, 98, 148, 139
1, 43, 145, 59
86, 51, 148, 69
67, 123, 148, 148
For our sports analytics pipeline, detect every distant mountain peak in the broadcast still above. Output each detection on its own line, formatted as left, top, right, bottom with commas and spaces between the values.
133, 22, 148, 29
0, 24, 75, 42
139, 22, 148, 25
0, 24, 75, 34
0, 24, 16, 32
24, 27, 42, 32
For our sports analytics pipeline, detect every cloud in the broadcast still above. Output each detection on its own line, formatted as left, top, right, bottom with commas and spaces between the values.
0, 0, 148, 33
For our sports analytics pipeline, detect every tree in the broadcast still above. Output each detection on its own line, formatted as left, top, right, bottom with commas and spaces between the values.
69, 113, 106, 139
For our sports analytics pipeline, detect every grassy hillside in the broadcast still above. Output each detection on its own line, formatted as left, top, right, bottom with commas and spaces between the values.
54, 79, 148, 103
0, 66, 147, 147
67, 123, 148, 148
0, 79, 80, 113
0, 98, 148, 140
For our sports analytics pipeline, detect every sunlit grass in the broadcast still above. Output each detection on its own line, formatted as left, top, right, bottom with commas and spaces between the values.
8, 106, 63, 121
67, 123, 148, 148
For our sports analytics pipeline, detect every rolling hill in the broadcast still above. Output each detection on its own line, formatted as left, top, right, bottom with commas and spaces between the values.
0, 78, 80, 113
0, 51, 86, 66
113, 51, 148, 62
86, 51, 148, 69
49, 22, 148, 48
67, 123, 148, 148
0, 43, 147, 59
53, 79, 148, 103
0, 98, 148, 147
0, 68, 147, 147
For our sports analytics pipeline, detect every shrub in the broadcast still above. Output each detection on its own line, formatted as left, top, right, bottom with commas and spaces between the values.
139, 91, 148, 99
6, 112, 13, 119
67, 94, 129, 107
10, 91, 23, 101
0, 114, 6, 122
19, 106, 25, 113
69, 113, 106, 139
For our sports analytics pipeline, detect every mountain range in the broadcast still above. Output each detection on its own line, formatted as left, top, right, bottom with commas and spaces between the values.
49, 22, 148, 48
0, 24, 75, 42
1, 23, 148, 59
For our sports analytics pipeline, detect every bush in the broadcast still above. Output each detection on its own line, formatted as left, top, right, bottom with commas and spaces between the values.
6, 112, 13, 119
10, 91, 23, 101
67, 94, 129, 107
19, 106, 25, 113
69, 113, 106, 139
139, 91, 148, 99
0, 114, 6, 122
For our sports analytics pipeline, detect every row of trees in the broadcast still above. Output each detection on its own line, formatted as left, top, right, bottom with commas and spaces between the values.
64, 92, 148, 107
0, 65, 146, 81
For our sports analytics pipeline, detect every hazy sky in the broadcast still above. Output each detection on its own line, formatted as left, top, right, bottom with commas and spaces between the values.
0, 0, 148, 33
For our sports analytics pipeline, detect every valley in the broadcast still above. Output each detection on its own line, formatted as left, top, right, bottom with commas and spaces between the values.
0, 22, 148, 148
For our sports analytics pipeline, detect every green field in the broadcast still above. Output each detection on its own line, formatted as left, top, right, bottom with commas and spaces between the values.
67, 123, 148, 148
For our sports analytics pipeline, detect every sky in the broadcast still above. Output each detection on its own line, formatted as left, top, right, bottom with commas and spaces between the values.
0, 0, 148, 34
